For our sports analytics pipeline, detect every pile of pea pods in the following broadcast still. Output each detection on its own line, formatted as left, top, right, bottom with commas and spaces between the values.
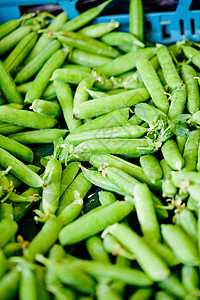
1, 0, 200, 298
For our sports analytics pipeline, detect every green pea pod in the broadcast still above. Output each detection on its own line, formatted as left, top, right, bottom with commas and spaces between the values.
158, 274, 187, 298
16, 81, 33, 95
8, 129, 67, 144
129, 288, 153, 300
61, 0, 112, 32
106, 223, 170, 281
129, 0, 144, 42
183, 129, 200, 171
181, 265, 199, 293
0, 18, 21, 39
160, 159, 177, 198
30, 99, 61, 118
181, 45, 200, 69
168, 85, 186, 120
140, 155, 162, 183
58, 198, 83, 227
19, 266, 37, 300
51, 68, 91, 85
59, 201, 134, 245
98, 191, 116, 206
134, 102, 167, 124
86, 236, 110, 263
97, 286, 123, 300
0, 270, 20, 300
0, 218, 18, 248
0, 60, 23, 104
155, 291, 179, 300
101, 31, 145, 48
60, 162, 79, 196
79, 20, 120, 38
25, 48, 68, 104
0, 249, 7, 279
161, 140, 184, 170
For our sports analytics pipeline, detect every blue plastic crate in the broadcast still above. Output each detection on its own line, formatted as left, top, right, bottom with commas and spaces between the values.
0, 0, 199, 44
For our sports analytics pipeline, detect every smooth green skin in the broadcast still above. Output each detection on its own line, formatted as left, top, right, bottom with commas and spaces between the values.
0, 25, 32, 56
161, 140, 184, 171
68, 48, 112, 68
57, 172, 92, 214
134, 183, 161, 241
0, 270, 20, 300
129, 288, 153, 300
0, 203, 13, 220
60, 162, 79, 196
63, 63, 92, 74
24, 215, 61, 261
183, 129, 200, 171
17, 81, 33, 94
51, 68, 91, 84
61, 0, 112, 32
187, 196, 199, 211
74, 108, 129, 133
9, 129, 67, 144
74, 88, 149, 119
181, 45, 200, 70
97, 288, 123, 300
155, 291, 176, 300
0, 60, 23, 104
73, 76, 95, 115
42, 82, 56, 100
136, 55, 169, 113
25, 11, 67, 63
101, 31, 145, 48
34, 265, 51, 300
98, 191, 116, 206
42, 157, 62, 216
15, 39, 61, 83
31, 99, 61, 118
59, 201, 134, 246
66, 125, 147, 146
56, 31, 120, 58
0, 106, 57, 130
58, 198, 83, 227
0, 148, 43, 187
107, 223, 170, 282
140, 155, 163, 183
54, 80, 81, 132
168, 85, 186, 119
0, 133, 33, 163
0, 19, 20, 39
90, 153, 162, 192
129, 0, 144, 41
161, 224, 200, 266
0, 218, 18, 247
25, 49, 67, 104
134, 102, 167, 124
189, 110, 200, 126
19, 267, 37, 300
73, 138, 155, 158
3, 242, 22, 257
103, 233, 134, 260
181, 64, 200, 114
160, 159, 177, 198
172, 171, 200, 187
111, 256, 131, 295
0, 250, 7, 279
158, 274, 187, 298
182, 266, 199, 293
4, 32, 38, 75
86, 236, 110, 263
79, 20, 119, 38
96, 48, 156, 77
157, 45, 182, 91
0, 166, 21, 188
188, 184, 200, 203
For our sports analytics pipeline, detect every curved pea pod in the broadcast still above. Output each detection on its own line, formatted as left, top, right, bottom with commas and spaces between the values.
57, 172, 92, 214
182, 265, 199, 294
136, 55, 169, 113
40, 157, 62, 217
129, 288, 153, 300
68, 48, 112, 68
161, 224, 200, 266
157, 45, 182, 91
66, 125, 148, 146
188, 184, 200, 203
168, 85, 186, 120
59, 201, 134, 245
0, 106, 58, 129
86, 236, 110, 263
96, 48, 156, 77
0, 270, 20, 300
73, 88, 149, 119
15, 39, 61, 84
0, 218, 18, 248
99, 191, 116, 206
30, 99, 61, 118
183, 129, 200, 171
51, 68, 92, 85
61, 0, 112, 31
140, 155, 162, 183
160, 159, 177, 198
3, 31, 38, 75
79, 20, 120, 38
161, 140, 184, 170
60, 162, 79, 196
101, 31, 145, 48
0, 60, 23, 104
0, 148, 43, 187
158, 274, 187, 299
24, 215, 61, 261
181, 64, 200, 114
37, 254, 96, 294
25, 48, 68, 104
8, 129, 67, 144
129, 0, 144, 42
54, 80, 81, 132
74, 108, 129, 133
134, 102, 167, 125
106, 223, 170, 282
19, 265, 37, 300
155, 291, 175, 300
181, 45, 200, 69
0, 133, 34, 163
97, 285, 123, 300
0, 25, 32, 56
58, 198, 83, 227
0, 18, 21, 39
